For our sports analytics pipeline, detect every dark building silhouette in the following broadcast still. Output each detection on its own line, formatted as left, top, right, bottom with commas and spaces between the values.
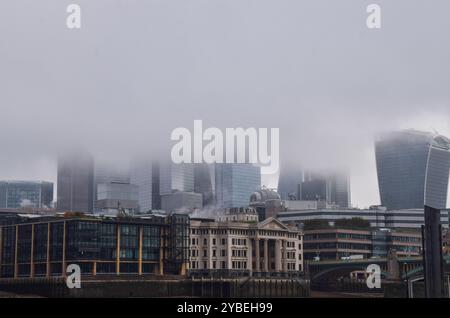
57, 152, 94, 213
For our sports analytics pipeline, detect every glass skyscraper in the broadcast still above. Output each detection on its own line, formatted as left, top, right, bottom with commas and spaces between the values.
130, 160, 160, 213
0, 180, 53, 209
375, 130, 450, 210
57, 152, 94, 213
215, 163, 261, 208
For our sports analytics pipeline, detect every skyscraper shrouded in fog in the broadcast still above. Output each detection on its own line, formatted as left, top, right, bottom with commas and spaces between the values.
159, 162, 195, 195
215, 163, 261, 208
277, 166, 351, 208
300, 171, 351, 208
130, 159, 160, 213
194, 163, 216, 207
57, 152, 94, 213
277, 166, 303, 200
375, 130, 450, 210
0, 180, 53, 209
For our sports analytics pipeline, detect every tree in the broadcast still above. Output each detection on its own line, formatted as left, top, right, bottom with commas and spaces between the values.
302, 219, 331, 230
334, 217, 371, 229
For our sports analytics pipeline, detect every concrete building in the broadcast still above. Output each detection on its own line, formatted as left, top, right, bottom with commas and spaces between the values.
277, 206, 449, 229
96, 182, 139, 215
0, 181, 53, 209
375, 130, 450, 210
303, 227, 422, 261
57, 152, 94, 213
249, 188, 283, 221
215, 163, 261, 208
161, 191, 203, 214
189, 213, 303, 277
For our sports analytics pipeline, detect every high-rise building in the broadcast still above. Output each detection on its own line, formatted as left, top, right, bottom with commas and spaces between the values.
57, 152, 94, 213
215, 163, 261, 208
130, 159, 160, 213
94, 161, 138, 215
299, 171, 351, 208
277, 166, 303, 200
159, 162, 194, 195
375, 130, 450, 210
194, 163, 215, 207
0, 181, 53, 209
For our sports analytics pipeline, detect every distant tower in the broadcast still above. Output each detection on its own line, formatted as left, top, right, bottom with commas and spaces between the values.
194, 163, 216, 207
57, 152, 94, 213
130, 159, 161, 213
277, 166, 303, 200
375, 130, 450, 210
215, 163, 261, 208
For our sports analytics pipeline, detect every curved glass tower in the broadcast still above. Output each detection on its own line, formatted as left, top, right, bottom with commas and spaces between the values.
375, 130, 450, 210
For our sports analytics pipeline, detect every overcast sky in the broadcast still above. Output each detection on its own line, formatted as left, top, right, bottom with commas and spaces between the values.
0, 1, 449, 208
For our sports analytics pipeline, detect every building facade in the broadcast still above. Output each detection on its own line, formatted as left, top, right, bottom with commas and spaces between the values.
0, 181, 53, 209
215, 163, 261, 208
375, 130, 450, 210
0, 214, 189, 278
57, 152, 94, 213
303, 227, 422, 261
189, 216, 303, 276
277, 206, 449, 229
130, 159, 161, 213
161, 191, 203, 214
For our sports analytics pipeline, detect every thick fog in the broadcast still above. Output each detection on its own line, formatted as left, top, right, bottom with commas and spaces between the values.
0, 0, 449, 208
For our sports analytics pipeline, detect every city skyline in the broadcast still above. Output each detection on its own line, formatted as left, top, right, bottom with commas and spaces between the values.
0, 127, 449, 210
0, 1, 450, 209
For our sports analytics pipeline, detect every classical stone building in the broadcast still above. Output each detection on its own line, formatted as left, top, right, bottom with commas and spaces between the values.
189, 213, 303, 277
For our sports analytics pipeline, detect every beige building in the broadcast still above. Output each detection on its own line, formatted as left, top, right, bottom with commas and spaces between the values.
189, 215, 303, 276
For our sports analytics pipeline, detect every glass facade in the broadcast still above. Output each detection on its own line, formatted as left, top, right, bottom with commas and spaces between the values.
0, 214, 189, 278
215, 163, 261, 208
375, 130, 450, 210
0, 181, 53, 209
57, 153, 94, 213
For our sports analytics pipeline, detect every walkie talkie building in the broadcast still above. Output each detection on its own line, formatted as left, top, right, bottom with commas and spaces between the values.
375, 130, 450, 210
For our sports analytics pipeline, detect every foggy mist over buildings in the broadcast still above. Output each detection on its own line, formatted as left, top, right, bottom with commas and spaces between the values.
0, 1, 449, 208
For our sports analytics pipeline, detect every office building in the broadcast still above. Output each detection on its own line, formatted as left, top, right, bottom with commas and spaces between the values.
0, 214, 189, 278
94, 161, 138, 215
277, 166, 303, 200
189, 212, 303, 276
194, 163, 216, 207
161, 191, 202, 214
0, 181, 53, 209
130, 160, 161, 213
300, 171, 351, 208
215, 164, 261, 208
375, 130, 450, 210
277, 206, 449, 229
160, 162, 194, 195
303, 227, 422, 261
57, 152, 94, 213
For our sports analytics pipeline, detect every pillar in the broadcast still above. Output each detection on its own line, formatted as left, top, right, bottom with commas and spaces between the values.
275, 240, 282, 272
62, 221, 67, 277
46, 223, 51, 277
138, 226, 143, 275
30, 224, 35, 278
263, 239, 269, 272
14, 225, 18, 278
116, 224, 121, 275
255, 239, 260, 272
